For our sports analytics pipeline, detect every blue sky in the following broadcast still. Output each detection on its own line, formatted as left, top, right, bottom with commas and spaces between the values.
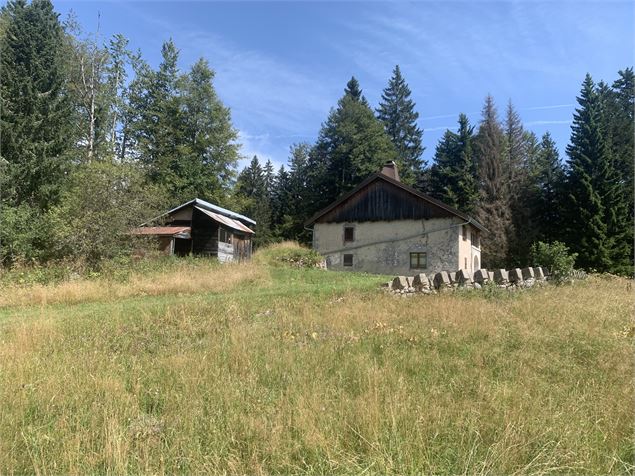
55, 0, 634, 170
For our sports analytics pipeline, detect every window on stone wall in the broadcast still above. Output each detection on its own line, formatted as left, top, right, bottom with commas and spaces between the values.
343, 254, 353, 267
344, 226, 355, 243
410, 252, 427, 269
465, 257, 468, 269
473, 231, 480, 248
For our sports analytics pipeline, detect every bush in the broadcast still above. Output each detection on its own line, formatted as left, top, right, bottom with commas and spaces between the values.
47, 161, 166, 266
530, 241, 577, 283
255, 241, 324, 268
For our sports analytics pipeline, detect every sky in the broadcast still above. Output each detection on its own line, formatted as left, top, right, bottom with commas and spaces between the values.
53, 0, 634, 170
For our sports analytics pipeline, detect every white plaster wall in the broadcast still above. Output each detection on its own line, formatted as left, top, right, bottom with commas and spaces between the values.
313, 218, 462, 275
458, 224, 482, 274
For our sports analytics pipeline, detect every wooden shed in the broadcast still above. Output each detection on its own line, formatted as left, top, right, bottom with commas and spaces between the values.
132, 198, 255, 262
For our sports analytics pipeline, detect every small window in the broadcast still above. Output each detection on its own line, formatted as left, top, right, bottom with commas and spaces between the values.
464, 257, 467, 269
462, 225, 468, 241
473, 232, 480, 248
410, 252, 427, 269
219, 228, 232, 244
344, 226, 355, 243
343, 254, 353, 267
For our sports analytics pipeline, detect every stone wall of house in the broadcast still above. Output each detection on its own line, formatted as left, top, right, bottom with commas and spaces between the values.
313, 217, 464, 275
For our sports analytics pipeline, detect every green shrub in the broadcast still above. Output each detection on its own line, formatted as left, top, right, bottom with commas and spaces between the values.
255, 242, 324, 268
530, 241, 577, 283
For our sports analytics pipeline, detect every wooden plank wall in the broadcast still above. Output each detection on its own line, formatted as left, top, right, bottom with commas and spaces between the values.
191, 208, 219, 255
317, 180, 454, 223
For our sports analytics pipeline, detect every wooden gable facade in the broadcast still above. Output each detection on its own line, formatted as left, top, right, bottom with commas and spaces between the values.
308, 172, 484, 229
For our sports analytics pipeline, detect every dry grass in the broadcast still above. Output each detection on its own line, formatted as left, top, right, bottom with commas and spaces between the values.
0, 260, 269, 308
0, 257, 632, 474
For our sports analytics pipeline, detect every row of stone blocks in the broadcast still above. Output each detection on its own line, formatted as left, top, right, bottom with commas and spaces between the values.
386, 266, 548, 294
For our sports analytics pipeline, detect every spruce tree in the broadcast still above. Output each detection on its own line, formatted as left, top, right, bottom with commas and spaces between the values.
178, 58, 240, 204
0, 0, 72, 209
474, 95, 512, 268
311, 77, 397, 212
376, 65, 425, 185
285, 143, 314, 243
235, 156, 273, 247
564, 74, 613, 271
429, 114, 478, 213
126, 44, 239, 205
533, 132, 565, 243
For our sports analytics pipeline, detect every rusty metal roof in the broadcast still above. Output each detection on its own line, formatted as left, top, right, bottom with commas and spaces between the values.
195, 207, 255, 234
131, 226, 191, 238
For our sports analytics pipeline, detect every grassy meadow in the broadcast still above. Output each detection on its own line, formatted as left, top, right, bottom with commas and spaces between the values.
0, 243, 633, 474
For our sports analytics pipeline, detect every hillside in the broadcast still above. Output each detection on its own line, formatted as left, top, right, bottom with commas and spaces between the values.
0, 244, 632, 474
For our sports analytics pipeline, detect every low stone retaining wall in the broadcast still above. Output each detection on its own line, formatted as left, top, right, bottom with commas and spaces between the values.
382, 267, 582, 296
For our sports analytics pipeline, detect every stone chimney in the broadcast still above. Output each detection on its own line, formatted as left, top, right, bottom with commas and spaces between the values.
380, 161, 400, 182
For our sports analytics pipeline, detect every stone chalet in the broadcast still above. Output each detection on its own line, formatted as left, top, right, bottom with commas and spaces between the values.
305, 162, 486, 276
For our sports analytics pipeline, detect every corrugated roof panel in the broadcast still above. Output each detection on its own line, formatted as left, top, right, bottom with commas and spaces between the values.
195, 207, 255, 234
194, 198, 256, 225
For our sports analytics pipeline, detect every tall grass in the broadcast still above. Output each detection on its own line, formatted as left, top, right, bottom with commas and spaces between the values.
0, 247, 632, 474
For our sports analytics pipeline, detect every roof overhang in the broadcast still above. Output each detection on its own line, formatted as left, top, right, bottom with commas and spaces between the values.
131, 226, 191, 239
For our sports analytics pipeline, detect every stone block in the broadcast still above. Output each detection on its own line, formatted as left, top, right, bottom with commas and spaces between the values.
391, 276, 408, 290
412, 273, 430, 290
522, 267, 535, 280
406, 276, 415, 287
509, 268, 523, 283
493, 269, 509, 284
533, 267, 545, 280
473, 269, 489, 284
456, 269, 472, 286
433, 271, 451, 289
448, 271, 457, 284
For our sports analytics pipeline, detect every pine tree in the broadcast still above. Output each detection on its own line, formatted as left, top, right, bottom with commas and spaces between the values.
311, 77, 397, 212
235, 156, 273, 247
564, 74, 613, 271
178, 58, 240, 204
474, 95, 512, 268
126, 44, 239, 205
504, 100, 526, 186
0, 0, 73, 209
429, 114, 478, 213
376, 65, 425, 185
343, 76, 369, 106
533, 132, 565, 243
286, 143, 314, 243
609, 68, 634, 209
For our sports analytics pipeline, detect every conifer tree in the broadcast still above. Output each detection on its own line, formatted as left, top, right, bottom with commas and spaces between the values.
0, 0, 72, 209
376, 65, 425, 185
126, 43, 239, 205
235, 156, 273, 247
474, 95, 512, 268
533, 132, 565, 243
504, 100, 526, 186
178, 58, 240, 204
564, 74, 613, 271
311, 77, 397, 212
429, 114, 478, 213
